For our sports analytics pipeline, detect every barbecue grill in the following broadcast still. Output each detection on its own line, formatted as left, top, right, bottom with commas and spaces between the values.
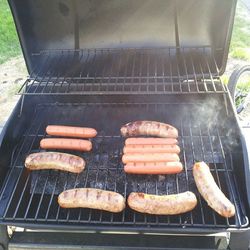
1, 0, 250, 249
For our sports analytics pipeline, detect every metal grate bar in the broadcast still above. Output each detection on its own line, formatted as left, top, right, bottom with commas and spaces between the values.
180, 48, 191, 92
0, 102, 247, 229
22, 54, 52, 94
189, 52, 200, 92
41, 53, 66, 94
215, 127, 243, 226
1, 111, 43, 218
180, 120, 194, 225
206, 126, 220, 225
23, 121, 48, 219
19, 47, 226, 95
197, 57, 208, 92
202, 50, 217, 92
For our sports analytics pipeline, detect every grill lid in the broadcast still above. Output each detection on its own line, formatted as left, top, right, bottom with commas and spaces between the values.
9, 0, 237, 77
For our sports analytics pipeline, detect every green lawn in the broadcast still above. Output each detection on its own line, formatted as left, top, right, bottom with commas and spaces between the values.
230, 2, 250, 60
0, 0, 21, 64
0, 1, 249, 64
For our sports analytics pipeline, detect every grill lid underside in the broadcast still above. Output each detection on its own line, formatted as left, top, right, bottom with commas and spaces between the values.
9, 0, 237, 77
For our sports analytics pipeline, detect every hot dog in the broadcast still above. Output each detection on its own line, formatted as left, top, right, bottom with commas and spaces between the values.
46, 125, 97, 138
127, 191, 197, 215
40, 138, 92, 151
121, 121, 178, 138
193, 162, 235, 218
58, 188, 126, 213
122, 153, 179, 164
124, 162, 183, 174
125, 138, 178, 146
123, 144, 180, 154
25, 152, 85, 173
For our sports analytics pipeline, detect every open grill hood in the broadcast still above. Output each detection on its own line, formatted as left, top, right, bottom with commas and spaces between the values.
9, 0, 237, 77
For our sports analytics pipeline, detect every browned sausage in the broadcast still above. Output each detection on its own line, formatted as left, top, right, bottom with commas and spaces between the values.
193, 162, 235, 218
25, 152, 85, 173
127, 191, 197, 215
123, 144, 180, 154
58, 188, 126, 213
122, 153, 180, 164
46, 125, 97, 138
125, 138, 178, 146
40, 138, 92, 151
121, 121, 178, 138
124, 162, 183, 174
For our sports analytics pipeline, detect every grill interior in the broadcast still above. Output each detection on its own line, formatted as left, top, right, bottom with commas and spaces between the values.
0, 101, 248, 229
19, 47, 226, 95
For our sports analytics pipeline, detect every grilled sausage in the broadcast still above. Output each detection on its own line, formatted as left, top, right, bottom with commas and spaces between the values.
123, 144, 180, 154
46, 125, 97, 138
128, 191, 197, 215
40, 138, 92, 151
122, 153, 179, 164
124, 162, 183, 174
125, 138, 178, 146
25, 152, 85, 173
121, 121, 178, 138
58, 188, 126, 213
193, 162, 235, 218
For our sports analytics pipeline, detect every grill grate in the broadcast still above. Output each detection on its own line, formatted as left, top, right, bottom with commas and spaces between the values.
0, 102, 247, 229
19, 47, 226, 95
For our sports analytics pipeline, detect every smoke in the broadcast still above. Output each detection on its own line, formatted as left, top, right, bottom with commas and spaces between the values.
188, 95, 240, 164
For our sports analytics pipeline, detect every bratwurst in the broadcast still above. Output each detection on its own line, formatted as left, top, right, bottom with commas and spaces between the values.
58, 188, 126, 213
193, 162, 235, 218
25, 152, 85, 173
121, 121, 178, 138
128, 191, 197, 215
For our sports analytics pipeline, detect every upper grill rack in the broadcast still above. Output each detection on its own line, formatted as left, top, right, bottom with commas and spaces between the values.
19, 47, 226, 95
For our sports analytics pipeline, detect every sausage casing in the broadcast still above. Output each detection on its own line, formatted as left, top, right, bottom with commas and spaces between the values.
25, 152, 85, 173
124, 162, 183, 174
193, 162, 235, 218
40, 138, 92, 151
123, 144, 180, 154
122, 153, 180, 164
121, 121, 178, 138
125, 138, 178, 145
46, 125, 97, 138
128, 191, 197, 215
58, 188, 126, 213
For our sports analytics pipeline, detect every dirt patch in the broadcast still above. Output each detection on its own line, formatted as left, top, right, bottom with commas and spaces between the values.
0, 56, 27, 125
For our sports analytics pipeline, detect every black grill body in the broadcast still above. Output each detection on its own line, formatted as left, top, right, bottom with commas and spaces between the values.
1, 0, 250, 249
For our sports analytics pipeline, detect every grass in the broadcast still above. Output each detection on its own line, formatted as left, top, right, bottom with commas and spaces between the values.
234, 73, 250, 91
0, 0, 21, 64
230, 2, 250, 60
